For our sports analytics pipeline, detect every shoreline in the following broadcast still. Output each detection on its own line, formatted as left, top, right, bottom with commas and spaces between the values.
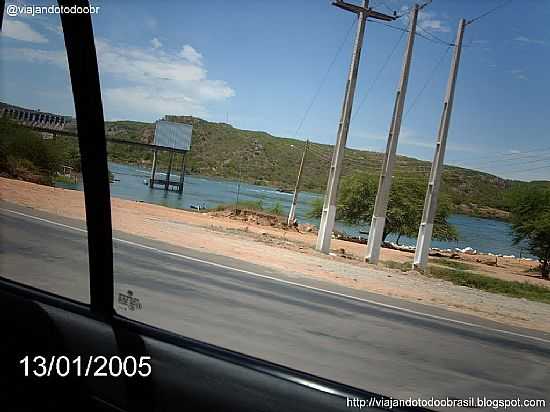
1, 176, 549, 333
110, 162, 522, 258
108, 160, 512, 223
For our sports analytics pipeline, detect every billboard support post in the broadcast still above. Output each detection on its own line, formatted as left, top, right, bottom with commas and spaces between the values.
149, 149, 158, 188
178, 153, 186, 194
165, 152, 174, 191
150, 119, 193, 193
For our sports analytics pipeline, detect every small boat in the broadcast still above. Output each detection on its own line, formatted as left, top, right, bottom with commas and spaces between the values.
276, 188, 293, 194
190, 203, 207, 211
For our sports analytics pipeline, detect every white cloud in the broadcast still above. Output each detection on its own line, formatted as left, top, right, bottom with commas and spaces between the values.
95, 40, 205, 83
95, 40, 233, 119
417, 10, 450, 33
180, 45, 203, 65
3, 47, 67, 69
514, 36, 546, 45
104, 87, 207, 119
150, 37, 162, 49
510, 68, 528, 81
1, 19, 48, 43
42, 22, 63, 36
4, 39, 234, 120
96, 40, 235, 118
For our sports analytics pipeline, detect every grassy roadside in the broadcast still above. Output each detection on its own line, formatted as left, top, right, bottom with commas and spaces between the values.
381, 260, 550, 304
211, 201, 285, 216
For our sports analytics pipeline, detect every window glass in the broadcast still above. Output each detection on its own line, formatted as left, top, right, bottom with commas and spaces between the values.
93, 1, 549, 405
0, 3, 89, 303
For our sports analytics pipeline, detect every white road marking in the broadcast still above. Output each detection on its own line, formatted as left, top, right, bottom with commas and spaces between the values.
3, 207, 550, 345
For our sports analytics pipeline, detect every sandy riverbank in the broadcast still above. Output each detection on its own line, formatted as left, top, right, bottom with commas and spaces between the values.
1, 177, 549, 332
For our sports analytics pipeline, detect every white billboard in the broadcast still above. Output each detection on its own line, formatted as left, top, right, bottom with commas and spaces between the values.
153, 120, 192, 151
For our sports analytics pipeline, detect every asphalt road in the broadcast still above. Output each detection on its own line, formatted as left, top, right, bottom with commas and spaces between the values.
1, 205, 549, 408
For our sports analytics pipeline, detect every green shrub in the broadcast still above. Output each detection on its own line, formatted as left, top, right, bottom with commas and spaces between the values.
238, 200, 264, 211
0, 118, 66, 180
430, 259, 475, 271
306, 197, 324, 219
270, 202, 284, 216
427, 265, 550, 304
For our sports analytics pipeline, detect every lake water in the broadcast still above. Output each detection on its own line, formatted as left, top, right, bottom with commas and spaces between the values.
58, 162, 529, 258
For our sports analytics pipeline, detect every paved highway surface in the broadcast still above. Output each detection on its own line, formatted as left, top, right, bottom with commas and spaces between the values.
1, 204, 549, 409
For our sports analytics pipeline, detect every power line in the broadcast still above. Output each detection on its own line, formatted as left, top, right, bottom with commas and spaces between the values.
307, 145, 332, 162
307, 145, 435, 174
462, 153, 550, 168
416, 24, 453, 46
380, 0, 433, 19
351, 28, 406, 121
305, 144, 550, 179
452, 146, 550, 165
377, 0, 398, 16
502, 163, 550, 175
293, 19, 357, 139
369, 18, 408, 33
301, 137, 549, 179
404, 45, 451, 119
308, 149, 330, 162
369, 18, 452, 47
307, 141, 549, 179
467, 0, 513, 25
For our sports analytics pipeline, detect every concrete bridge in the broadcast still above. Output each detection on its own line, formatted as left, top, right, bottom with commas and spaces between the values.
1, 101, 191, 194
0, 102, 70, 131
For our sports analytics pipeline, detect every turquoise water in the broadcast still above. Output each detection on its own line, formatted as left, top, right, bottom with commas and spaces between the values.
58, 162, 529, 258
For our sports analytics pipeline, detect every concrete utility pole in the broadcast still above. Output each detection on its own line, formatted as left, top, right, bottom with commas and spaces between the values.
288, 140, 309, 226
365, 4, 420, 264
413, 18, 466, 270
316, 0, 395, 253
235, 162, 242, 212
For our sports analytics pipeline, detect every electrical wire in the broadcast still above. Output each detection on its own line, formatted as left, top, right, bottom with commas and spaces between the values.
351, 28, 406, 122
454, 147, 550, 164
390, 0, 433, 19
293, 19, 356, 139
501, 163, 550, 175
404, 45, 451, 119
463, 154, 550, 169
369, 19, 452, 47
416, 24, 453, 46
466, 0, 513, 25
307, 145, 332, 162
297, 1, 544, 182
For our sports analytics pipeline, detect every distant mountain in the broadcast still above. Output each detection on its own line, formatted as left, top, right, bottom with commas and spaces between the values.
2, 99, 546, 219
103, 115, 548, 219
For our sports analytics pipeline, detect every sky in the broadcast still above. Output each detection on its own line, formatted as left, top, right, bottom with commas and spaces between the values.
1, 0, 549, 182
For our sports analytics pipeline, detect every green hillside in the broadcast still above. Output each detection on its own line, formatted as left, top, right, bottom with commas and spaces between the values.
102, 115, 550, 219
2, 112, 547, 219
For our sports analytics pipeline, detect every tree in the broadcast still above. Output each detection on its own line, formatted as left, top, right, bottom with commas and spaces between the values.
308, 173, 457, 244
0, 118, 65, 180
509, 187, 550, 279
306, 197, 324, 219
